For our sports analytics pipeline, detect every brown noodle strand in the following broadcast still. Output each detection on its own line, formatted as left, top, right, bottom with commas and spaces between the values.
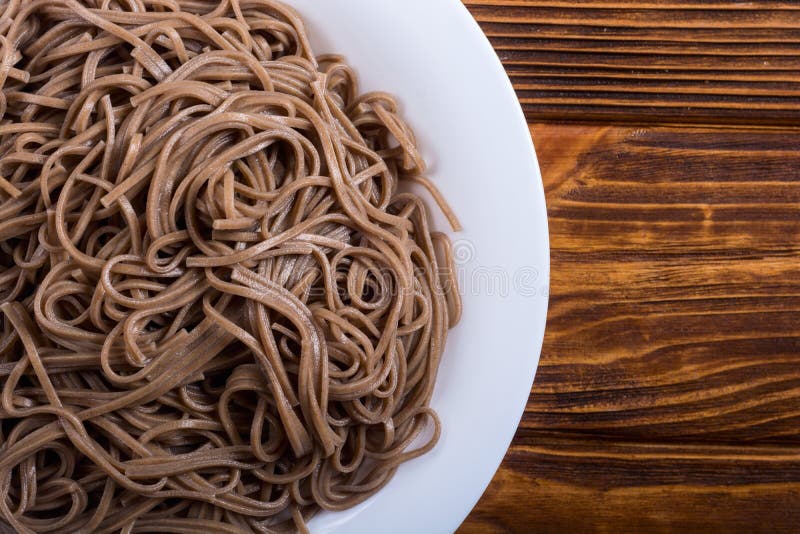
0, 0, 462, 532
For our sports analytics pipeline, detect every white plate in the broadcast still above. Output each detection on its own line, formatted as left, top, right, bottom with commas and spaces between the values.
289, 1, 550, 532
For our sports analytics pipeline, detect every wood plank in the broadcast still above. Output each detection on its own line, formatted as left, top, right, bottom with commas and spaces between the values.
464, 1, 800, 125
461, 122, 800, 530
523, 123, 800, 442
459, 431, 800, 533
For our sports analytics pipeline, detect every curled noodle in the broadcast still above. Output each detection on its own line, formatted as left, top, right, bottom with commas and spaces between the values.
0, 1, 461, 532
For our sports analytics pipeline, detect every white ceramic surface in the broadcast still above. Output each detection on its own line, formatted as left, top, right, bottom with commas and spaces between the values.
288, 1, 550, 532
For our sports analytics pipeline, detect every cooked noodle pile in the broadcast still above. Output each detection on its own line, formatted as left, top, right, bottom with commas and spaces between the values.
0, 1, 461, 532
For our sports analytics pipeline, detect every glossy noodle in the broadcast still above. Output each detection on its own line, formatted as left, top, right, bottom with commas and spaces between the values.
0, 1, 461, 532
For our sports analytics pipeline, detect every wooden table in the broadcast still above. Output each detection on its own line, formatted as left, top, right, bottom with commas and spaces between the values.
459, 2, 800, 531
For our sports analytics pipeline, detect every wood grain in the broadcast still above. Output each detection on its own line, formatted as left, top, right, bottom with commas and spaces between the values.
456, 2, 800, 531
459, 123, 800, 531
529, 123, 800, 442
460, 432, 800, 533
463, 1, 800, 125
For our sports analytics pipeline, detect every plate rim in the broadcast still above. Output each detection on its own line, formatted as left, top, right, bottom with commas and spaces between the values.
288, 0, 550, 531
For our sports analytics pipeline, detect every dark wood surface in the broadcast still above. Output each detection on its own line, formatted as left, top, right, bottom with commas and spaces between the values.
465, 0, 800, 125
460, 1, 800, 532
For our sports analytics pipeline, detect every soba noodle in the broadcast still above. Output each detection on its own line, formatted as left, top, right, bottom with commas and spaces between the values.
0, 1, 461, 532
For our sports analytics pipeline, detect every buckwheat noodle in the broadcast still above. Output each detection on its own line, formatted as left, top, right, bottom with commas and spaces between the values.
0, 1, 462, 532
